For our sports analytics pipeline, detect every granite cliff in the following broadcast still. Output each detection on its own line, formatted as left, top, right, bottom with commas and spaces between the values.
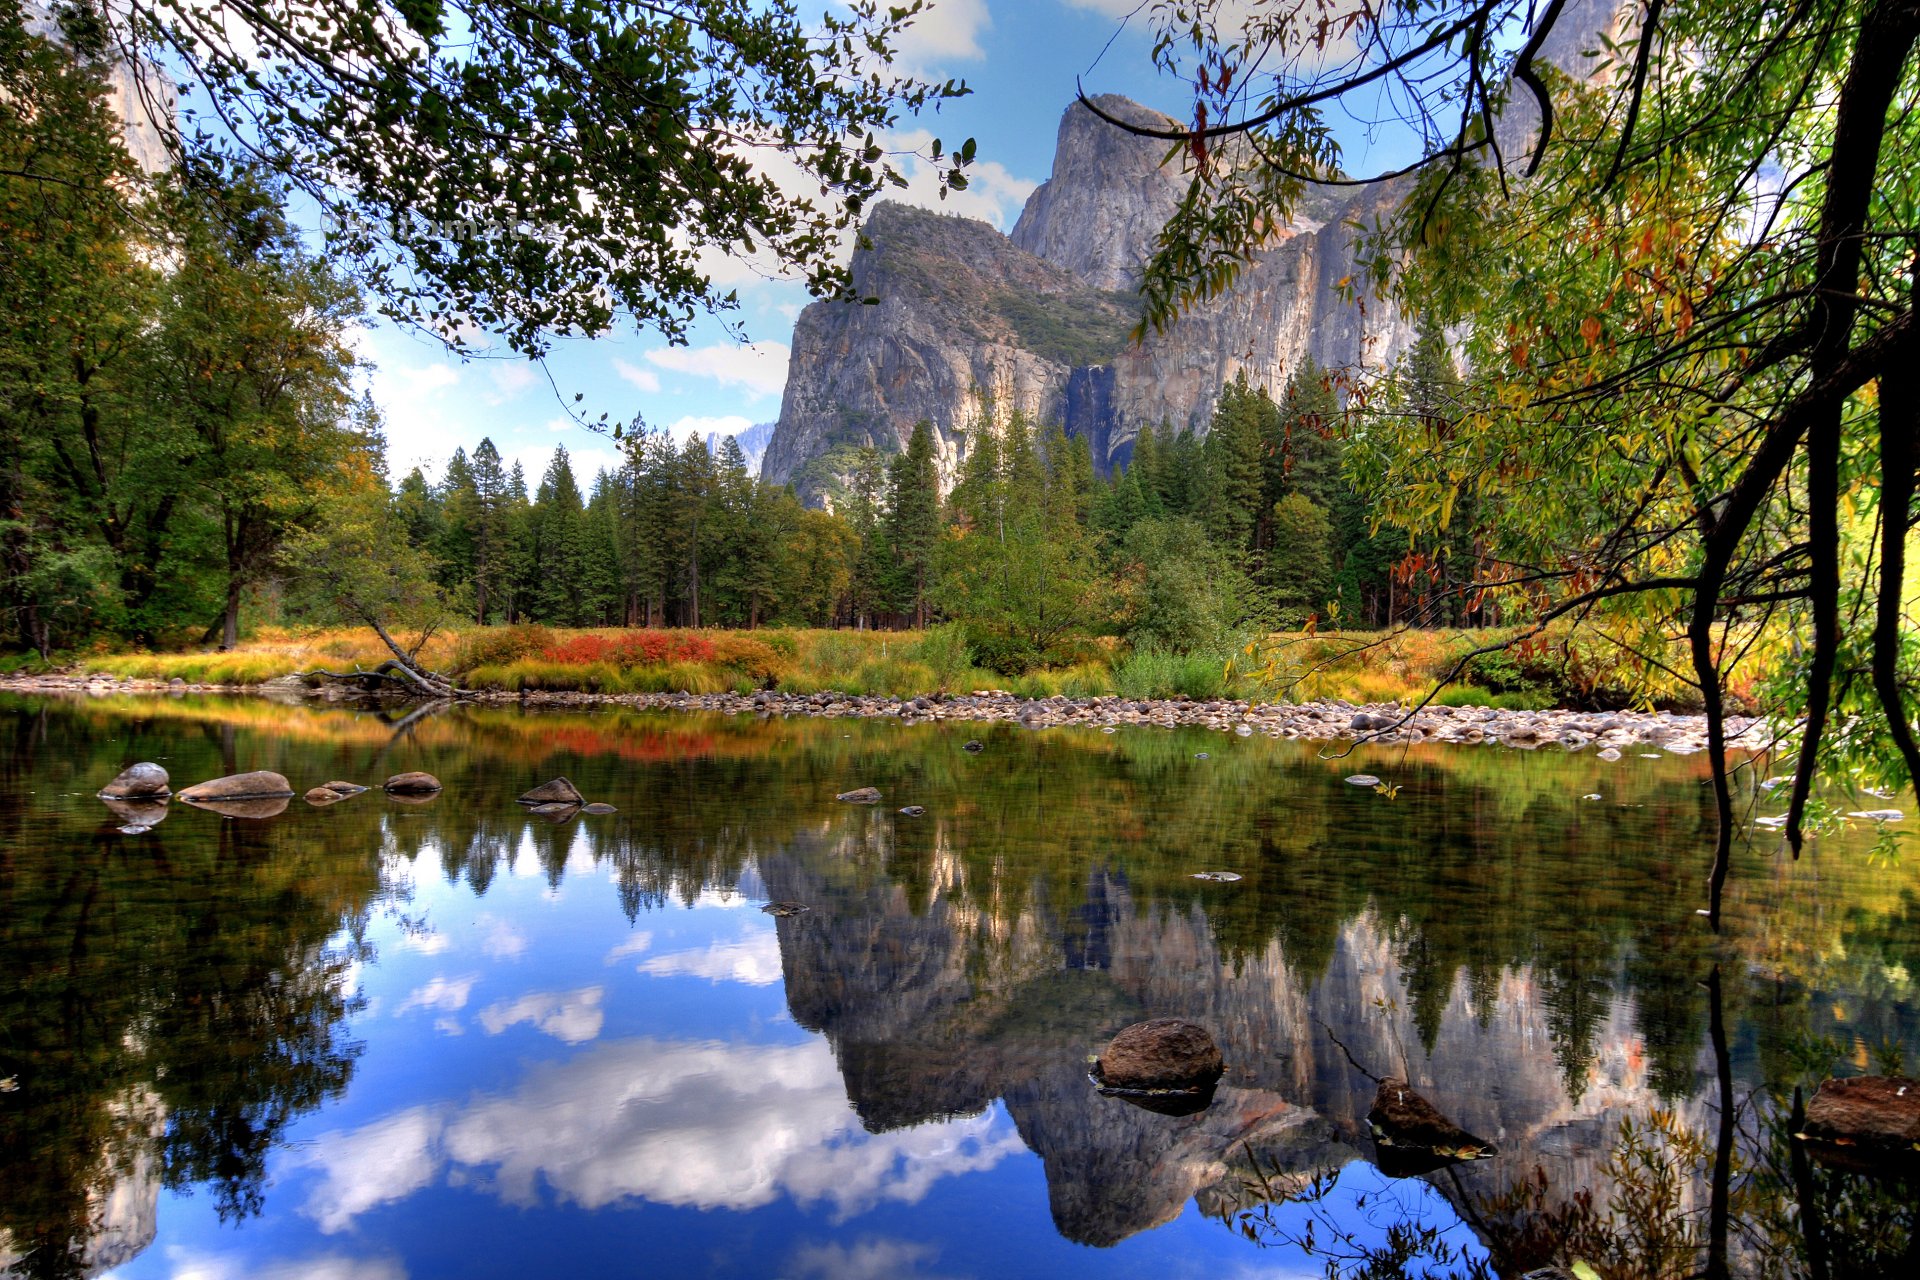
761, 94, 1416, 499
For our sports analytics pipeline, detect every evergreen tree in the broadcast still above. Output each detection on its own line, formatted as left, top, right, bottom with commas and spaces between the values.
529, 446, 587, 624
885, 421, 941, 627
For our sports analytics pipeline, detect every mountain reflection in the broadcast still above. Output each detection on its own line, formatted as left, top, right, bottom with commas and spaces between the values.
1, 694, 1916, 1278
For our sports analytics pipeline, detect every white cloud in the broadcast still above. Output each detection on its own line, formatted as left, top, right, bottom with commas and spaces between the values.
611, 357, 662, 394
485, 361, 539, 402
643, 342, 790, 399
290, 1037, 1020, 1231
639, 933, 785, 987
394, 974, 478, 1017
883, 128, 1039, 232
785, 1239, 949, 1280
160, 1246, 408, 1280
291, 1105, 445, 1233
394, 931, 449, 957
478, 986, 605, 1045
896, 0, 991, 65
603, 933, 655, 964
480, 916, 529, 961
662, 415, 755, 444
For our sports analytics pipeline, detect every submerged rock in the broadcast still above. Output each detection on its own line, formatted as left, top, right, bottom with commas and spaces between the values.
761, 901, 811, 917
1366, 1079, 1497, 1170
179, 770, 294, 803
962, 740, 985, 753
385, 771, 443, 794
897, 805, 927, 817
582, 802, 618, 815
1345, 774, 1381, 788
520, 777, 585, 805
1596, 747, 1623, 761
1801, 1075, 1920, 1173
1095, 1019, 1224, 1091
526, 801, 580, 821
305, 781, 368, 806
836, 786, 882, 804
1191, 871, 1242, 882
98, 762, 170, 799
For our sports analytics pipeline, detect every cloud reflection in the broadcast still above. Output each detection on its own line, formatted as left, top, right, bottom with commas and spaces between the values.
638, 933, 783, 986
477, 986, 605, 1044
291, 1038, 1019, 1233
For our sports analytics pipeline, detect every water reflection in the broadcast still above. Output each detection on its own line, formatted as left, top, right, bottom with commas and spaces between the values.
0, 694, 1915, 1278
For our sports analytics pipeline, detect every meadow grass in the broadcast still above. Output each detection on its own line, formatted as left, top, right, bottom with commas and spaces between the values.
45, 621, 1708, 710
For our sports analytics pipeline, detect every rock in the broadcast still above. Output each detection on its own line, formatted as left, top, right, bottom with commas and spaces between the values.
1802, 1076, 1920, 1174
1367, 1079, 1497, 1167
98, 762, 170, 799
761, 901, 810, 917
1582, 793, 1603, 801
836, 786, 882, 804
526, 802, 580, 821
582, 802, 618, 815
306, 781, 368, 806
1190, 871, 1242, 882
1345, 774, 1381, 788
1596, 747, 1622, 761
1095, 1019, 1224, 1091
1193, 751, 1210, 760
520, 777, 585, 805
1849, 809, 1904, 822
384, 771, 442, 794
962, 740, 985, 753
178, 770, 295, 803
101, 797, 168, 834
897, 805, 927, 817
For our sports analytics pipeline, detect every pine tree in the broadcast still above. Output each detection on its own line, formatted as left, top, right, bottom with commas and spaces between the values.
469, 438, 511, 623
529, 446, 587, 624
885, 421, 941, 627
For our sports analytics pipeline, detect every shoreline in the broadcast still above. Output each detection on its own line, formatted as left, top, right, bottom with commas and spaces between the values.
0, 673, 1770, 755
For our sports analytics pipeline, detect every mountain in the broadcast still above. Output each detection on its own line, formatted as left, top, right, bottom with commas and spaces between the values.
702, 421, 776, 477
763, 0, 1630, 503
760, 95, 1414, 501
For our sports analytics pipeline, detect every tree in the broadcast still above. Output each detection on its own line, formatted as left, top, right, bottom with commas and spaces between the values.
36, 0, 973, 355
1090, 0, 1920, 931
885, 421, 941, 628
1266, 493, 1333, 625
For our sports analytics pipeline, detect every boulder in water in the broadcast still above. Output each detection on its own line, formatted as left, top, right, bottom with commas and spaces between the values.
520, 777, 585, 805
98, 762, 170, 799
897, 805, 926, 817
306, 781, 368, 806
962, 740, 984, 753
384, 772, 442, 794
836, 786, 881, 804
582, 802, 617, 815
186, 795, 291, 820
179, 771, 294, 803
526, 802, 580, 821
1801, 1075, 1920, 1174
1095, 1019, 1224, 1091
1345, 774, 1381, 788
1367, 1079, 1497, 1168
762, 901, 810, 917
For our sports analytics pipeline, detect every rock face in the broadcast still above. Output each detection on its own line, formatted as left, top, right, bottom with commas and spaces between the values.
178, 771, 294, 802
1097, 1019, 1225, 1091
99, 762, 170, 799
762, 97, 1414, 498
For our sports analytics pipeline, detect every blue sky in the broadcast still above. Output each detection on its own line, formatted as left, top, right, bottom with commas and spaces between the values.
357, 0, 1422, 488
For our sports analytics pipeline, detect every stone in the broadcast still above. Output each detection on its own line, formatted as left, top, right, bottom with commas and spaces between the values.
836, 786, 882, 804
1190, 871, 1242, 882
384, 771, 442, 794
1849, 809, 1904, 823
306, 781, 368, 806
520, 777, 585, 805
1801, 1076, 1920, 1172
962, 740, 985, 753
1345, 774, 1381, 788
762, 901, 810, 917
1596, 747, 1622, 761
1095, 1019, 1224, 1091
1367, 1079, 1497, 1162
582, 802, 618, 815
526, 802, 580, 820
897, 805, 926, 817
178, 770, 295, 803
98, 762, 170, 799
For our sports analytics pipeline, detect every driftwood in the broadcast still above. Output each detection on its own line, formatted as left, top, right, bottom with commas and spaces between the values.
292, 659, 471, 700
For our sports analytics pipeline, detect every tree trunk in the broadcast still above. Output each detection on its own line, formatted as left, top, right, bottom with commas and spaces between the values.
221, 576, 241, 651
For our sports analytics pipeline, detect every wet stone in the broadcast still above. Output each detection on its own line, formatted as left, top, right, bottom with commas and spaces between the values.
99, 762, 169, 799
836, 787, 882, 804
520, 777, 585, 805
582, 802, 618, 815
1345, 774, 1381, 788
1095, 1019, 1224, 1091
384, 771, 443, 794
179, 771, 295, 803
761, 901, 810, 917
897, 805, 926, 817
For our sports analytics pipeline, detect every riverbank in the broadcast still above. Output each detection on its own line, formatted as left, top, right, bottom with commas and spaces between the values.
0, 670, 1769, 756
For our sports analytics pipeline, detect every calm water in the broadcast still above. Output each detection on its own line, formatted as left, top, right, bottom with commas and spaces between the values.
1, 693, 1915, 1279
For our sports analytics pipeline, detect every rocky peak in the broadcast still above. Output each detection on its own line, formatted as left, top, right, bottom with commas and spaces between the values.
1010, 95, 1187, 291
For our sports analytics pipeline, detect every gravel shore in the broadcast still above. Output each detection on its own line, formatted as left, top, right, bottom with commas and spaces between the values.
1, 673, 1774, 756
